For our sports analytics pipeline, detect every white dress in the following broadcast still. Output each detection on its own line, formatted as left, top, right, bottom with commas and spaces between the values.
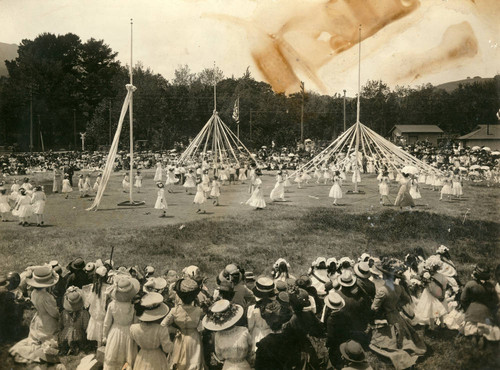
210, 180, 221, 197
93, 177, 101, 192
10, 183, 20, 201
193, 184, 206, 204
134, 175, 142, 188
154, 188, 168, 210
166, 171, 179, 185
246, 178, 266, 208
122, 176, 130, 191
329, 177, 343, 199
409, 181, 421, 200
31, 191, 46, 214
379, 178, 389, 196
452, 176, 463, 196
215, 326, 253, 370
130, 322, 172, 370
0, 193, 11, 213
352, 169, 361, 183
183, 174, 196, 188
238, 169, 247, 181
86, 284, 111, 344
103, 301, 138, 370
62, 179, 73, 193
154, 164, 163, 182
13, 195, 33, 218
247, 305, 272, 352
270, 175, 285, 201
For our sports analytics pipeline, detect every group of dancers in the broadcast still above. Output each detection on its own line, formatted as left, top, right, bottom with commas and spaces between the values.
0, 178, 46, 226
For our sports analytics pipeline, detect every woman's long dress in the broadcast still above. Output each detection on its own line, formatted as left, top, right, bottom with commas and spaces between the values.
394, 178, 415, 207
86, 284, 111, 345
9, 289, 60, 363
215, 326, 253, 370
369, 282, 426, 370
31, 192, 46, 215
194, 184, 206, 205
162, 304, 206, 370
269, 175, 285, 201
155, 188, 168, 210
53, 169, 62, 193
130, 322, 173, 370
247, 304, 272, 352
102, 301, 138, 370
154, 164, 163, 182
246, 178, 266, 208
328, 177, 342, 199
13, 194, 33, 218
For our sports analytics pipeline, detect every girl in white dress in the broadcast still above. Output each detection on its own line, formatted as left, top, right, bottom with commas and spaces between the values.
62, 175, 73, 199
329, 171, 343, 206
295, 171, 304, 189
351, 164, 361, 184
83, 175, 91, 196
153, 162, 163, 182
183, 170, 196, 194
246, 171, 266, 210
248, 167, 256, 194
452, 173, 463, 198
0, 189, 11, 221
20, 178, 33, 195
378, 172, 390, 205
219, 167, 229, 185
301, 170, 312, 185
31, 186, 46, 227
134, 171, 143, 193
409, 178, 422, 201
323, 166, 332, 184
165, 168, 179, 193
93, 173, 101, 193
86, 266, 110, 347
270, 171, 285, 202
440, 178, 452, 201
154, 183, 168, 217
210, 176, 221, 206
314, 166, 322, 184
202, 170, 211, 198
238, 166, 247, 182
10, 179, 21, 202
194, 179, 207, 214
13, 188, 32, 226
78, 175, 85, 197
122, 173, 130, 193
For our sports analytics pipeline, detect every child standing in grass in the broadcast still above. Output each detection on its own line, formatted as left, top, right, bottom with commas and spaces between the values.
31, 186, 46, 227
210, 176, 221, 206
194, 178, 207, 214
13, 188, 32, 226
93, 173, 101, 193
0, 188, 11, 221
439, 178, 452, 201
62, 174, 73, 199
154, 182, 168, 218
183, 169, 196, 194
122, 173, 130, 193
246, 170, 266, 210
134, 171, 143, 193
378, 171, 390, 205
329, 171, 343, 206
78, 175, 85, 198
83, 175, 91, 197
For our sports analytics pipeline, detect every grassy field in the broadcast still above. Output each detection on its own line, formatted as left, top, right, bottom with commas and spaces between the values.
0, 170, 499, 369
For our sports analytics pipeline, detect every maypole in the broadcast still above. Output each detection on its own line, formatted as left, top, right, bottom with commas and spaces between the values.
353, 25, 362, 193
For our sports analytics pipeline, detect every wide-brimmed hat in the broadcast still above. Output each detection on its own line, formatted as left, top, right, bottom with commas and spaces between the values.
340, 340, 366, 363
69, 258, 86, 271
156, 182, 164, 188
338, 270, 356, 287
26, 266, 59, 288
354, 262, 371, 279
473, 264, 491, 281
182, 265, 203, 284
138, 292, 170, 322
275, 280, 287, 292
225, 264, 240, 276
252, 276, 276, 298
95, 266, 107, 277
111, 276, 140, 302
85, 262, 96, 273
202, 300, 244, 331
145, 265, 155, 275
313, 257, 327, 268
244, 271, 255, 282
63, 286, 84, 312
143, 277, 167, 293
324, 290, 345, 311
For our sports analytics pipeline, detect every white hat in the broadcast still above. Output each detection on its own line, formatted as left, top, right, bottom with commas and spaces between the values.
202, 300, 244, 331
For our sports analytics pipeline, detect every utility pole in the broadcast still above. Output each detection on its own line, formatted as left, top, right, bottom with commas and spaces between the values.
29, 87, 33, 152
109, 100, 112, 145
37, 115, 41, 150
300, 81, 305, 143
343, 89, 346, 132
73, 109, 76, 150
250, 109, 253, 140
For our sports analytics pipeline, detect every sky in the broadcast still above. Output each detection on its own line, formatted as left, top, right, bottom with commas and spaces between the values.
1, 0, 499, 95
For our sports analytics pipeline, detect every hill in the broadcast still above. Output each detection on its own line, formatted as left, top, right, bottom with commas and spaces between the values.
435, 75, 496, 92
0, 42, 18, 77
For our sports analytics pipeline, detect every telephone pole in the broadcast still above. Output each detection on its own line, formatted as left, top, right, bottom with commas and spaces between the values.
29, 88, 33, 152
343, 89, 346, 132
300, 81, 305, 143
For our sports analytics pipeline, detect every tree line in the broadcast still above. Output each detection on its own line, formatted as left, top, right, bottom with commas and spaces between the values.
0, 32, 498, 152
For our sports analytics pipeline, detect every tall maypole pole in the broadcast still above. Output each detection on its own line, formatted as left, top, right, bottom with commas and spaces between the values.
129, 18, 135, 203
353, 25, 362, 193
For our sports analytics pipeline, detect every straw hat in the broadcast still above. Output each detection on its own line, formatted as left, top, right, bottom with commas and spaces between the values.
138, 292, 170, 322
338, 270, 356, 287
95, 266, 107, 277
182, 265, 203, 284
26, 266, 59, 288
111, 276, 140, 302
85, 262, 96, 273
63, 286, 84, 312
143, 277, 167, 293
340, 340, 366, 363
252, 276, 276, 298
202, 300, 244, 331
354, 262, 371, 279
69, 258, 86, 271
324, 290, 345, 311
244, 271, 255, 282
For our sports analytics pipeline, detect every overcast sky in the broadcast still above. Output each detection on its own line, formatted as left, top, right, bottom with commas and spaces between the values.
1, 0, 498, 95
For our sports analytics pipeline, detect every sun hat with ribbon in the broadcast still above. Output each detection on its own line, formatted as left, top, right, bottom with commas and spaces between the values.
85, 262, 96, 273
340, 340, 366, 363
26, 266, 59, 288
143, 277, 167, 293
338, 270, 356, 287
324, 290, 345, 311
138, 292, 170, 322
63, 286, 84, 312
244, 271, 255, 282
95, 266, 108, 277
111, 276, 140, 302
182, 265, 203, 284
354, 262, 371, 279
252, 276, 276, 299
202, 299, 244, 331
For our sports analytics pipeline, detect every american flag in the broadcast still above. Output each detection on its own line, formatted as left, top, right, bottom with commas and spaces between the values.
232, 97, 239, 123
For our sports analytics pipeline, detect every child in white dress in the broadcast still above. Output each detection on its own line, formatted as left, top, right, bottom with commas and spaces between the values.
13, 188, 33, 226
378, 172, 390, 205
31, 186, 46, 227
295, 171, 304, 189
329, 171, 343, 206
270, 171, 285, 202
62, 175, 73, 199
440, 178, 452, 201
194, 179, 207, 214
246, 171, 266, 210
134, 171, 143, 193
83, 175, 91, 196
154, 183, 168, 218
452, 173, 463, 199
93, 174, 101, 193
78, 175, 85, 197
10, 179, 21, 202
183, 170, 196, 194
409, 178, 422, 201
122, 173, 130, 193
210, 176, 221, 206
0, 189, 11, 221
154, 162, 163, 182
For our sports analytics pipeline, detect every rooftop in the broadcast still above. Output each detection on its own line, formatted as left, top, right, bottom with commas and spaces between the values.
458, 124, 500, 140
390, 125, 444, 134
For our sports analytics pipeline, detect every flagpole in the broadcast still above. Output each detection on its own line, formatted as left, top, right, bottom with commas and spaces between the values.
128, 18, 134, 203
354, 25, 361, 193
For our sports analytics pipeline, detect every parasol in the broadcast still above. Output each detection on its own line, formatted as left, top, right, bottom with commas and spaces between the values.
401, 165, 419, 175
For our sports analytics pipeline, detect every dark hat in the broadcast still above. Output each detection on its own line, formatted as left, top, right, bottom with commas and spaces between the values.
340, 340, 366, 363
70, 258, 85, 271
473, 264, 491, 281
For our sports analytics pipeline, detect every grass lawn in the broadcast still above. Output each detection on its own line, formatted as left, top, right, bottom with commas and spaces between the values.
0, 170, 499, 369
